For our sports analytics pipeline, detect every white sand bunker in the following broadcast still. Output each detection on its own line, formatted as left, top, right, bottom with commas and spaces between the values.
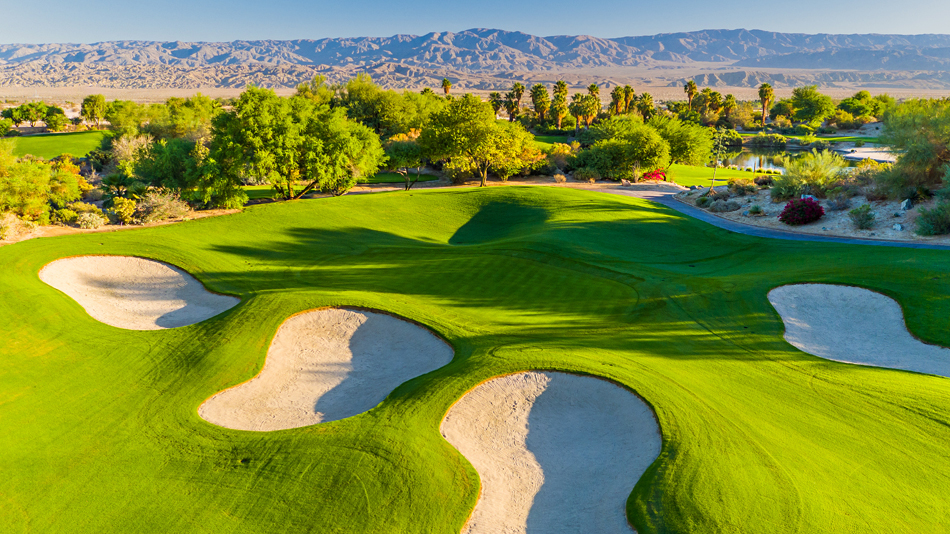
769, 284, 950, 378
199, 308, 453, 431
441, 371, 661, 534
38, 255, 238, 330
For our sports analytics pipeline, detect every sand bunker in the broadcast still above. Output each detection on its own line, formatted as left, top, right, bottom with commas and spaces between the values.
38, 255, 238, 330
441, 371, 661, 534
199, 308, 453, 431
769, 284, 950, 378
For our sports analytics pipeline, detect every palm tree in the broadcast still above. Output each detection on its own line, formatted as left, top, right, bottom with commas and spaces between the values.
684, 80, 698, 110
758, 83, 774, 125
610, 87, 624, 115
511, 83, 526, 109
587, 83, 600, 100
723, 94, 738, 119
622, 85, 636, 113
554, 80, 568, 97
441, 78, 452, 96
488, 92, 503, 115
504, 92, 519, 122
530, 84, 550, 121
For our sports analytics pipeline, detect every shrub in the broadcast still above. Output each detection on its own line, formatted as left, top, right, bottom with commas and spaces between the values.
68, 201, 105, 218
0, 212, 35, 240
76, 212, 107, 229
865, 186, 888, 201
727, 178, 756, 196
135, 190, 189, 223
107, 197, 137, 224
779, 198, 824, 225
642, 169, 667, 181
749, 204, 764, 215
771, 150, 846, 200
553, 173, 567, 184
854, 140, 866, 148
695, 195, 713, 208
750, 133, 787, 148
51, 208, 78, 225
573, 167, 600, 183
826, 194, 850, 211
848, 204, 875, 230
915, 202, 950, 236
710, 199, 741, 212
754, 175, 774, 186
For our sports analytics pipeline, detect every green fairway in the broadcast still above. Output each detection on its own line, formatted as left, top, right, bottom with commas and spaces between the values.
533, 134, 570, 150
667, 163, 760, 186
2, 186, 949, 533
10, 130, 110, 159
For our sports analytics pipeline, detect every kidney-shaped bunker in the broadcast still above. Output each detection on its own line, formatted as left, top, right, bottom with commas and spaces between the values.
199, 308, 454, 431
768, 283, 950, 378
441, 371, 661, 534
39, 255, 238, 330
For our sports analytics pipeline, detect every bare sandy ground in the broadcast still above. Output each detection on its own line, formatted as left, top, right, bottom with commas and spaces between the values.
441, 371, 661, 534
38, 255, 238, 330
199, 308, 453, 431
769, 284, 950, 378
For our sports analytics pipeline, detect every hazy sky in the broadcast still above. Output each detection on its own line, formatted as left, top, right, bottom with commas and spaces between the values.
4, 0, 950, 43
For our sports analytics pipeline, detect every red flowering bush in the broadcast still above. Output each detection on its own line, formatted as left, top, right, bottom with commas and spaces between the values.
778, 198, 824, 225
641, 169, 666, 181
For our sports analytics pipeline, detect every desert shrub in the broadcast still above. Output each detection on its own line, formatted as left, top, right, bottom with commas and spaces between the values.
749, 204, 764, 215
68, 201, 105, 217
727, 178, 756, 196
573, 167, 600, 183
547, 142, 578, 171
51, 208, 78, 225
826, 194, 851, 211
848, 204, 875, 229
778, 197, 824, 225
442, 157, 475, 184
135, 190, 190, 223
750, 133, 787, 148
854, 140, 866, 148
865, 186, 888, 201
709, 199, 741, 212
915, 202, 950, 236
553, 173, 567, 184
754, 175, 774, 186
84, 188, 105, 202
771, 150, 846, 200
718, 128, 744, 146
76, 212, 108, 229
107, 197, 137, 224
695, 195, 712, 208
0, 212, 36, 240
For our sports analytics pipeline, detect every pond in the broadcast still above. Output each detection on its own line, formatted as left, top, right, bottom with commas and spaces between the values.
720, 147, 872, 173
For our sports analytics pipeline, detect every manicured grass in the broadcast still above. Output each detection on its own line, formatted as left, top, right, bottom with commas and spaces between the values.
10, 130, 110, 159
667, 163, 768, 187
2, 187, 950, 533
533, 134, 569, 150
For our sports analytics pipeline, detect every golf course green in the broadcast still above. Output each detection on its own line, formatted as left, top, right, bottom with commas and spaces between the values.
1, 186, 948, 533
10, 130, 110, 159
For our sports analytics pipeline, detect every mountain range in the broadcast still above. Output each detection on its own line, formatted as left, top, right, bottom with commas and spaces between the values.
4, 28, 950, 92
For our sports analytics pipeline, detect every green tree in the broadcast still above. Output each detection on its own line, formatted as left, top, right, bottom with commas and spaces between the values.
648, 115, 713, 166
770, 99, 796, 122
758, 83, 774, 124
587, 84, 600, 100
577, 123, 670, 180
0, 118, 12, 136
530, 84, 550, 121
722, 94, 738, 119
44, 106, 69, 132
441, 78, 452, 96
684, 80, 698, 110
22, 102, 49, 128
295, 75, 338, 107
791, 85, 835, 124
503, 92, 520, 122
419, 94, 530, 187
81, 94, 107, 128
511, 83, 526, 110
384, 134, 425, 190
106, 100, 148, 135
1, 107, 26, 127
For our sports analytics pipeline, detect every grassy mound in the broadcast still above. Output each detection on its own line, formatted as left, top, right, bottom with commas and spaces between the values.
1, 186, 949, 533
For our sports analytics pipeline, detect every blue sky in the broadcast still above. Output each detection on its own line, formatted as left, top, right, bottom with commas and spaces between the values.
5, 0, 950, 43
